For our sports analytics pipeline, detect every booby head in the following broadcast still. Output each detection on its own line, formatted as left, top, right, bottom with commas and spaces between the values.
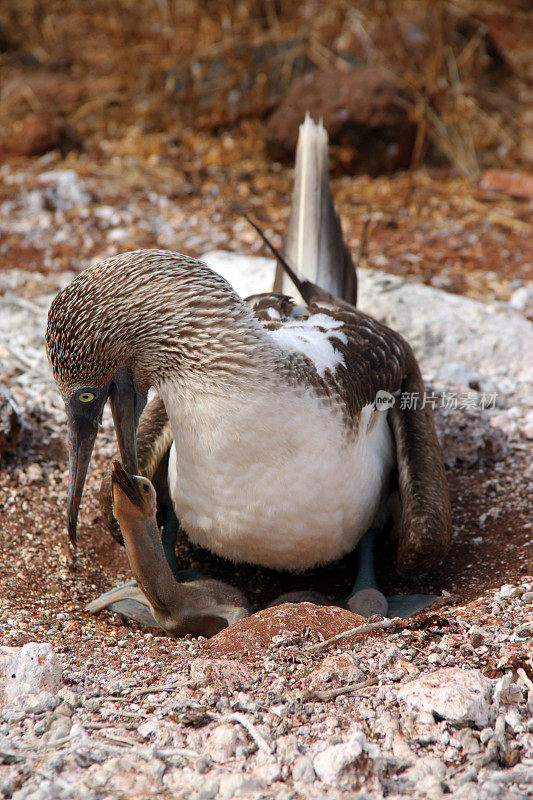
45, 255, 158, 544
111, 459, 156, 523
46, 351, 147, 544
45, 250, 264, 545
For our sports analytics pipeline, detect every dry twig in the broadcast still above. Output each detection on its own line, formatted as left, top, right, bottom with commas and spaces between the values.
307, 617, 402, 654
300, 675, 380, 702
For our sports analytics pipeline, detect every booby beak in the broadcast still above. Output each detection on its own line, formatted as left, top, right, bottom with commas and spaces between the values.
111, 459, 144, 506
66, 368, 147, 544
108, 367, 147, 476
67, 405, 103, 544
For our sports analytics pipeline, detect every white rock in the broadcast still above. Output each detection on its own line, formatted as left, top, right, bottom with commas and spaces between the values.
405, 756, 447, 783
13, 779, 68, 800
437, 360, 483, 389
25, 463, 44, 483
391, 734, 416, 762
509, 285, 532, 311
457, 728, 481, 755
37, 170, 90, 210
312, 733, 365, 784
480, 728, 493, 744
515, 621, 533, 638
416, 774, 444, 799
504, 708, 524, 733
478, 763, 533, 785
397, 668, 493, 727
82, 755, 165, 795
12, 691, 57, 715
254, 755, 281, 784
189, 658, 253, 690
493, 674, 523, 707
138, 718, 161, 739
306, 653, 365, 689
520, 409, 533, 439
499, 584, 519, 598
206, 723, 240, 763
292, 755, 316, 783
164, 767, 218, 799
0, 643, 62, 707
56, 687, 80, 708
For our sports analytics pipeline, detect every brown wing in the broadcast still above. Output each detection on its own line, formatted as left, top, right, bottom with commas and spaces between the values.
388, 352, 452, 574
328, 301, 451, 574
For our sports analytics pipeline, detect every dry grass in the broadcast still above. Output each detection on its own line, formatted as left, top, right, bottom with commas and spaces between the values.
0, 0, 531, 176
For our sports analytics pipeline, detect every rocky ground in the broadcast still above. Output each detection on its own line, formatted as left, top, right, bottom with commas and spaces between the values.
1, 2, 532, 796
0, 163, 531, 799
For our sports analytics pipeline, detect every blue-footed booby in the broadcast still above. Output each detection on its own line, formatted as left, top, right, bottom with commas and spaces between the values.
46, 116, 451, 626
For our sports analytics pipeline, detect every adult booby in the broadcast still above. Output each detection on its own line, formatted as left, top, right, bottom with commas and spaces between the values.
46, 116, 451, 622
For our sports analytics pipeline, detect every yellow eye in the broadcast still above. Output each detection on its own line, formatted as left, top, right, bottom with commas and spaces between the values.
79, 391, 95, 403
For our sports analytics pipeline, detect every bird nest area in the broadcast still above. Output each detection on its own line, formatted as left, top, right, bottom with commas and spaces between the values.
0, 229, 532, 647
0, 264, 532, 798
0, 2, 532, 797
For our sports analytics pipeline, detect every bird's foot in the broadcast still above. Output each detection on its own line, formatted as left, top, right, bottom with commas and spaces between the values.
347, 587, 388, 618
385, 593, 440, 619
348, 527, 440, 619
85, 581, 157, 627
346, 588, 439, 619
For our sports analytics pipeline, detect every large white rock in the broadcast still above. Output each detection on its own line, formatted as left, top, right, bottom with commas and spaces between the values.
312, 733, 365, 784
0, 643, 62, 708
397, 668, 493, 727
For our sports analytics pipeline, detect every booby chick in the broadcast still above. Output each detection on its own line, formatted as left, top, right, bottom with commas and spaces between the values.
86, 460, 249, 636
46, 116, 451, 621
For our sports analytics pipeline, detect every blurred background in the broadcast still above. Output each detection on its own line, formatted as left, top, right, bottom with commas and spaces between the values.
0, 0, 531, 307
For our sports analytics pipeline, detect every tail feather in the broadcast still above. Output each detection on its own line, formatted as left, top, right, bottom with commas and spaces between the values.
274, 114, 357, 306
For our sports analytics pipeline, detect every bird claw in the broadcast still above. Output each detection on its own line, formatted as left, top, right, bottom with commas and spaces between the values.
347, 587, 389, 618
346, 589, 440, 619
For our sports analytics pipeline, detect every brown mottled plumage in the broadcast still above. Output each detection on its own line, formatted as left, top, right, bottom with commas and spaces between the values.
46, 252, 267, 397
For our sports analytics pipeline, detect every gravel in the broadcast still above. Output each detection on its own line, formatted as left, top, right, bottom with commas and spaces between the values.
0, 186, 531, 798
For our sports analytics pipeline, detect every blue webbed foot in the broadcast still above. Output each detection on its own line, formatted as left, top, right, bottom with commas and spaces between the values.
386, 593, 440, 618
346, 528, 440, 619
85, 580, 157, 626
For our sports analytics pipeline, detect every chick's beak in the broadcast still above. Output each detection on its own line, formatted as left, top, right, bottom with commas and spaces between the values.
111, 460, 144, 506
